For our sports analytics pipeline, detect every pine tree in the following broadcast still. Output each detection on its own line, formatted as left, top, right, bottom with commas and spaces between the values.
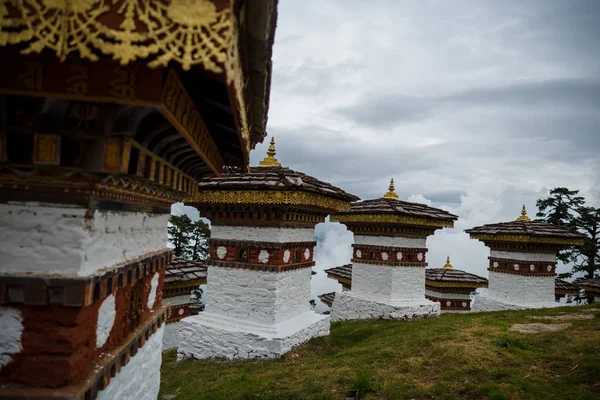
571, 206, 600, 279
190, 220, 211, 261
167, 215, 194, 258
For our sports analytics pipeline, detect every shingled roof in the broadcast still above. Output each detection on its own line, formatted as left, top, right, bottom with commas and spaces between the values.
555, 279, 580, 294
341, 197, 458, 221
465, 220, 584, 241
426, 268, 488, 287
578, 277, 600, 291
318, 292, 336, 307
164, 258, 208, 284
324, 264, 353, 282
194, 165, 359, 202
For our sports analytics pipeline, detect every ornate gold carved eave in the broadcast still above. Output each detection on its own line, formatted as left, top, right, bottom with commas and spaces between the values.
425, 281, 488, 289
185, 190, 353, 213
467, 234, 584, 247
0, 0, 251, 170
330, 214, 455, 229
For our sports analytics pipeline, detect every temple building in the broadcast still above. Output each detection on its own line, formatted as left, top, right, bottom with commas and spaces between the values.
579, 278, 600, 303
328, 180, 458, 321
425, 256, 488, 312
163, 258, 208, 350
554, 279, 580, 302
177, 139, 359, 360
0, 1, 277, 399
466, 206, 585, 311
325, 264, 353, 290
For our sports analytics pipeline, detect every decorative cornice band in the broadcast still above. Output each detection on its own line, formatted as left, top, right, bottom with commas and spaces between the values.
351, 244, 428, 252
488, 257, 556, 276
350, 259, 427, 267
0, 306, 167, 400
468, 233, 583, 246
425, 281, 488, 289
330, 214, 454, 229
209, 239, 317, 249
0, 249, 173, 307
209, 260, 315, 272
186, 190, 352, 212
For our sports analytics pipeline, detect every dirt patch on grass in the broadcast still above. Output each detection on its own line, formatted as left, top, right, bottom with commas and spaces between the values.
510, 323, 572, 333
530, 314, 594, 321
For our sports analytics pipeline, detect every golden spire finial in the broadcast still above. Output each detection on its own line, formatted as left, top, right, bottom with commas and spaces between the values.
258, 137, 281, 167
383, 178, 399, 199
516, 204, 531, 221
443, 255, 453, 269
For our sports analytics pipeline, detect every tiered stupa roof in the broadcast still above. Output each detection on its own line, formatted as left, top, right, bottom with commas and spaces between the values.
465, 206, 585, 246
186, 138, 359, 212
425, 256, 488, 288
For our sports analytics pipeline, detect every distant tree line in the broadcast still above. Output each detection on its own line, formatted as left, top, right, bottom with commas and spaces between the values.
536, 187, 599, 280
167, 215, 211, 261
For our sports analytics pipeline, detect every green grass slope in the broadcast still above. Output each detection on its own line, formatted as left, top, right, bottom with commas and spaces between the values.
160, 305, 600, 400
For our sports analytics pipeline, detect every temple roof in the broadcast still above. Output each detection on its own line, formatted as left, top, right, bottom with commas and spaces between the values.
425, 268, 488, 287
578, 277, 600, 291
555, 279, 580, 294
318, 292, 336, 307
340, 197, 457, 220
164, 258, 208, 285
324, 264, 353, 282
465, 220, 584, 240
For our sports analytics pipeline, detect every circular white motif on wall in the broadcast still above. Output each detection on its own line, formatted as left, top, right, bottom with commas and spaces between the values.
283, 249, 291, 263
493, 261, 499, 268
356, 249, 362, 258
417, 253, 424, 261
446, 301, 452, 306
216, 246, 227, 260
304, 248, 311, 260
381, 252, 389, 261
96, 294, 116, 348
462, 302, 467, 308
530, 264, 535, 271
396, 252, 403, 261
178, 308, 185, 316
547, 265, 553, 272
514, 264, 520, 271
147, 272, 160, 310
0, 307, 24, 368
259, 250, 269, 264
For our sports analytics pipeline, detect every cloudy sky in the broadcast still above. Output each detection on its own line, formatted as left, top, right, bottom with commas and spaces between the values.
178, 0, 600, 310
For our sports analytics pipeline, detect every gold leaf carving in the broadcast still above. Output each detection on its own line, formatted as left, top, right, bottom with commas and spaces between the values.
330, 214, 454, 229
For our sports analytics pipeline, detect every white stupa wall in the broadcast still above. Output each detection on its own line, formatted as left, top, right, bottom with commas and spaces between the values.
489, 250, 556, 262
352, 263, 425, 302
488, 271, 555, 306
211, 226, 315, 242
204, 267, 311, 325
97, 324, 164, 400
0, 202, 169, 276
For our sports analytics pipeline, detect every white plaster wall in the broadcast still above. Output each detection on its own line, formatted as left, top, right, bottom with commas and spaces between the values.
490, 250, 556, 262
424, 289, 471, 300
352, 263, 425, 302
0, 306, 23, 370
0, 203, 169, 276
205, 267, 277, 325
331, 291, 440, 322
205, 267, 312, 325
471, 294, 529, 312
162, 322, 182, 351
352, 263, 392, 301
354, 235, 426, 248
488, 271, 555, 306
391, 267, 425, 300
97, 324, 164, 400
211, 226, 315, 243
274, 269, 312, 323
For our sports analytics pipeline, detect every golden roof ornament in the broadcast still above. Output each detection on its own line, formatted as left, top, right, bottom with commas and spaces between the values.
258, 137, 281, 167
516, 204, 531, 221
443, 255, 453, 269
383, 178, 399, 199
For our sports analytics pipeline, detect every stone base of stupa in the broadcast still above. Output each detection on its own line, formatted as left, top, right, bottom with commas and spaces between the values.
470, 294, 559, 312
176, 311, 329, 360
330, 291, 440, 322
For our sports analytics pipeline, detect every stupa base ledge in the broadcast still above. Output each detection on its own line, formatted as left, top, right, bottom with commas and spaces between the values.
331, 291, 441, 322
471, 294, 559, 312
177, 311, 330, 360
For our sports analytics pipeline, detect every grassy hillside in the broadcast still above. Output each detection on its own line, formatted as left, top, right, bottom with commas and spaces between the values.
160, 305, 600, 400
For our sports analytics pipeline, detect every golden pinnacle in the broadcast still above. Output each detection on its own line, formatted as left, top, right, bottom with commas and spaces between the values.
258, 137, 281, 167
516, 204, 531, 221
383, 178, 399, 199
